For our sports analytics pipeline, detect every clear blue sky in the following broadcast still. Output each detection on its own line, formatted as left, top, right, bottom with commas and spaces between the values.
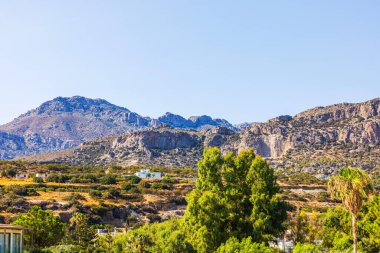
1, 1, 379, 125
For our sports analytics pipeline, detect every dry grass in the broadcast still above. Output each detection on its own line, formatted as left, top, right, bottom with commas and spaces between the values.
25, 191, 124, 207
0, 177, 98, 187
0, 177, 35, 185
143, 194, 166, 202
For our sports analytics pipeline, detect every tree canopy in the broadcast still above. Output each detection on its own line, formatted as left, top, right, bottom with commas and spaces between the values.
13, 205, 65, 248
184, 147, 287, 253
328, 167, 373, 253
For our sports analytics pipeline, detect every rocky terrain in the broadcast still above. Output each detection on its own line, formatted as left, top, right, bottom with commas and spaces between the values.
0, 96, 235, 159
23, 98, 380, 174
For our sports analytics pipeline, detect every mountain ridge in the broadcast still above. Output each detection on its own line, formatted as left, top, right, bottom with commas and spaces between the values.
21, 98, 380, 175
0, 96, 236, 159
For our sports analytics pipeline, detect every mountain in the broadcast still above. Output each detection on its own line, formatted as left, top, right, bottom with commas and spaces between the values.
0, 96, 235, 159
23, 98, 380, 174
158, 113, 236, 130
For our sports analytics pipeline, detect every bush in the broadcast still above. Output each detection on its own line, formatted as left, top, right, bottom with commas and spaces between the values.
46, 245, 81, 253
108, 188, 121, 198
129, 175, 141, 184
121, 182, 134, 191
139, 181, 151, 188
63, 193, 86, 202
146, 213, 162, 223
33, 177, 44, 183
293, 243, 321, 253
89, 190, 102, 198
216, 237, 277, 253
162, 176, 178, 184
151, 182, 171, 190
5, 168, 17, 177
101, 175, 117, 184
125, 194, 144, 202
5, 185, 39, 196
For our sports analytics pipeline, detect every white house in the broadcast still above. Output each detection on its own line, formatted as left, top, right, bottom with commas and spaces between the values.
316, 174, 329, 179
15, 173, 28, 179
96, 228, 126, 236
135, 169, 161, 179
35, 173, 49, 178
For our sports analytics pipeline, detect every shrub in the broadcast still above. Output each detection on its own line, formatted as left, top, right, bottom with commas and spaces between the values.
121, 182, 134, 191
129, 175, 141, 184
101, 175, 117, 184
89, 190, 102, 198
216, 237, 277, 253
5, 168, 17, 177
108, 188, 121, 198
63, 193, 86, 202
5, 185, 39, 196
151, 182, 171, 190
125, 194, 144, 202
146, 213, 162, 223
33, 177, 44, 183
293, 243, 321, 253
139, 181, 151, 188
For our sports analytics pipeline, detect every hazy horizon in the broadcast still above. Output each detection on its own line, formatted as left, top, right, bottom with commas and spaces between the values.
1, 1, 379, 124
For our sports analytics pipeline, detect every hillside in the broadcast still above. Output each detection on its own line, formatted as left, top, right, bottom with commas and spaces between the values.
23, 98, 380, 174
0, 96, 235, 159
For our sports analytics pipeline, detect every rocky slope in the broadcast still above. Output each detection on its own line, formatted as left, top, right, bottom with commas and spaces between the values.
0, 96, 235, 159
23, 98, 380, 174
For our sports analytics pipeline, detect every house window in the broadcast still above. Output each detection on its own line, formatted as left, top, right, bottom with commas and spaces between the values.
0, 233, 22, 253
0, 233, 11, 253
13, 234, 21, 253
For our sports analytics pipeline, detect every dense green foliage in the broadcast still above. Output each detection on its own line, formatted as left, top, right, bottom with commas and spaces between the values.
328, 167, 373, 253
13, 206, 65, 248
0, 157, 378, 252
359, 194, 380, 252
184, 148, 287, 253
293, 243, 321, 253
114, 219, 194, 253
216, 237, 278, 253
68, 212, 96, 249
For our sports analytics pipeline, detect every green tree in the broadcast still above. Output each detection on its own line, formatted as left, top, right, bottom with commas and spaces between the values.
101, 175, 117, 184
184, 148, 287, 253
359, 194, 380, 253
13, 205, 65, 248
115, 219, 193, 253
68, 212, 96, 250
33, 176, 44, 183
293, 243, 321, 253
328, 167, 373, 253
216, 237, 277, 253
289, 211, 309, 243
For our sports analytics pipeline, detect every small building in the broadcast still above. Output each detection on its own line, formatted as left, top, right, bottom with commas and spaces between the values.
35, 173, 49, 179
96, 228, 126, 236
0, 224, 26, 253
316, 174, 329, 179
135, 169, 161, 179
15, 173, 28, 179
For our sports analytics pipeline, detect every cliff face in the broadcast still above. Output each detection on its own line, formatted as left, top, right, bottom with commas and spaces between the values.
23, 98, 380, 174
236, 98, 380, 158
0, 96, 234, 159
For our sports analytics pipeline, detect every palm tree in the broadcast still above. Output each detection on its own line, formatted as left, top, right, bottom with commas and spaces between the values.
328, 167, 373, 253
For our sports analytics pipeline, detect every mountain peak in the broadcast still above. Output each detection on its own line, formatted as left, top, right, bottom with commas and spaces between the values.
28, 96, 130, 116
0, 96, 235, 159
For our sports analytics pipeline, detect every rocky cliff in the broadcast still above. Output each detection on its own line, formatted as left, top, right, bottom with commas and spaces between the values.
0, 96, 235, 159
23, 98, 380, 174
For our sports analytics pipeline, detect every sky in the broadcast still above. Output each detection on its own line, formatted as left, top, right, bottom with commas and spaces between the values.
0, 1, 379, 125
